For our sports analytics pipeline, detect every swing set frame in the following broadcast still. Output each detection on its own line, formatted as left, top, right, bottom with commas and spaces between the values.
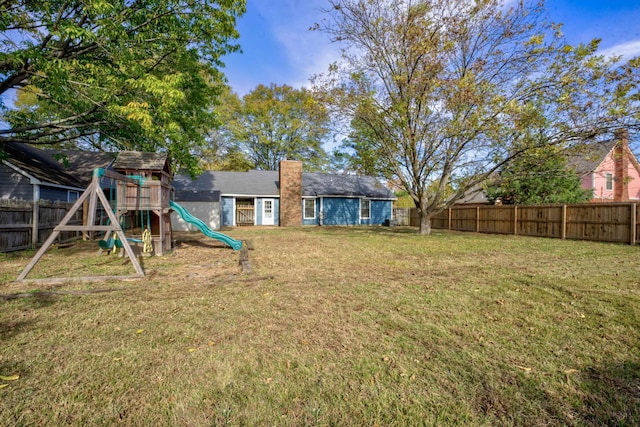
16, 168, 147, 283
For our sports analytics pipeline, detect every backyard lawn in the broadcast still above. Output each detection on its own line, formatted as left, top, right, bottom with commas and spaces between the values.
1, 227, 639, 426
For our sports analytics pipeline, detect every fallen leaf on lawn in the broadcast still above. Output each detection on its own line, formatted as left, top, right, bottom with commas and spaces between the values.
0, 375, 19, 381
188, 348, 196, 353
136, 329, 144, 334
0, 384, 8, 389
515, 365, 532, 372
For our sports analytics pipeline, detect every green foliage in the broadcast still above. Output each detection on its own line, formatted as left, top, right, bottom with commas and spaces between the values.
0, 0, 246, 175
212, 84, 330, 171
316, 0, 640, 233
393, 191, 415, 208
486, 148, 592, 205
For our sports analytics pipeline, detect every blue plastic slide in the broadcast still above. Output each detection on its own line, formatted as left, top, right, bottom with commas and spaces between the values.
169, 200, 243, 251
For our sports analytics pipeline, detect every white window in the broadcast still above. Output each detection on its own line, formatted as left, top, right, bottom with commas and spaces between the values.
606, 173, 613, 190
303, 198, 316, 219
360, 199, 371, 219
67, 191, 79, 202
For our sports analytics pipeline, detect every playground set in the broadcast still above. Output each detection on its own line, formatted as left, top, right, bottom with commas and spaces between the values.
16, 152, 243, 283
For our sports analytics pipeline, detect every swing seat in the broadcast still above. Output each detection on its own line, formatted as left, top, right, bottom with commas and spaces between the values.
98, 238, 114, 250
98, 237, 123, 250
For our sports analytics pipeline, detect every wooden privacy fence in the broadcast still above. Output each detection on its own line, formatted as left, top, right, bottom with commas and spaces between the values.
417, 203, 639, 245
0, 200, 82, 252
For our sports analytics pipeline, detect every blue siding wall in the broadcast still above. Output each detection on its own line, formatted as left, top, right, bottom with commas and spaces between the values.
370, 200, 393, 225
255, 198, 262, 225
221, 197, 234, 227
322, 197, 359, 225
303, 198, 392, 226
40, 186, 72, 202
0, 165, 32, 200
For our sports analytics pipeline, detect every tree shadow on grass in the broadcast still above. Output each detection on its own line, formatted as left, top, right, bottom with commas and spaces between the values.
573, 361, 640, 426
516, 361, 640, 426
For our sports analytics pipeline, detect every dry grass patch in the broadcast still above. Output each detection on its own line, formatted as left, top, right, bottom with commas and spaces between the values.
1, 227, 639, 426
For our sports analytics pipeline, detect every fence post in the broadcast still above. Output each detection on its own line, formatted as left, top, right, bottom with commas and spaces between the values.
561, 205, 567, 240
476, 206, 480, 232
514, 206, 518, 235
31, 186, 40, 249
631, 203, 637, 246
448, 208, 452, 230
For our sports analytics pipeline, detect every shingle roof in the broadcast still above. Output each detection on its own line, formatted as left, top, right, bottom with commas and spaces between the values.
302, 172, 396, 199
45, 149, 116, 186
112, 151, 169, 173
567, 140, 618, 175
172, 170, 396, 199
3, 142, 84, 189
172, 170, 280, 196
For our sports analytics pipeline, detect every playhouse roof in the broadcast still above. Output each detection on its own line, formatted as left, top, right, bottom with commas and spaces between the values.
3, 142, 84, 189
112, 151, 170, 174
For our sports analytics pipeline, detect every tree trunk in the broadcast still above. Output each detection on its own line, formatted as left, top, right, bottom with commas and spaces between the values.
416, 196, 432, 235
419, 211, 431, 235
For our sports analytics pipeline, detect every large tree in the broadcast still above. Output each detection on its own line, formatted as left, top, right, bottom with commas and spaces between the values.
0, 0, 246, 174
216, 83, 330, 171
315, 0, 640, 234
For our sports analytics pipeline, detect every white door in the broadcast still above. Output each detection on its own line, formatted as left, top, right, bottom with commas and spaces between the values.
262, 199, 274, 225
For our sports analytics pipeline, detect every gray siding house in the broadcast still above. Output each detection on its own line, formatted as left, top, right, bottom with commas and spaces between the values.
1, 142, 85, 202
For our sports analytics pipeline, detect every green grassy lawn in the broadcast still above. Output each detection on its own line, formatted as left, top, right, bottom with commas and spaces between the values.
1, 227, 639, 426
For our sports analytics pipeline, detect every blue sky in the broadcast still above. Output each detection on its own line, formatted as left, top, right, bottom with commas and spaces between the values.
223, 0, 640, 96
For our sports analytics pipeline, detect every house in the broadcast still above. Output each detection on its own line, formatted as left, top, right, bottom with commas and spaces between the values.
2, 142, 86, 202
569, 129, 640, 202
171, 160, 396, 229
1, 142, 116, 203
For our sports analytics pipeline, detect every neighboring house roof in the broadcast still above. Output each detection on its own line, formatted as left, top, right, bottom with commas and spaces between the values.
172, 170, 397, 199
46, 149, 116, 186
303, 172, 396, 199
172, 170, 280, 196
2, 142, 84, 189
566, 140, 618, 175
112, 151, 170, 174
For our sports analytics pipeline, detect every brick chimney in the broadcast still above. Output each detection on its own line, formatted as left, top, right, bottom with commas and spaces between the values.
613, 129, 630, 202
279, 160, 302, 226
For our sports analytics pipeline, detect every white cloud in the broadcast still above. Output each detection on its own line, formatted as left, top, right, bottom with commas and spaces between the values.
599, 39, 640, 60
249, 0, 340, 89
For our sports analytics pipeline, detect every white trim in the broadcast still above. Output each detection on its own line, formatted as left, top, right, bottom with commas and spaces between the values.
311, 194, 396, 201
232, 197, 236, 227
67, 190, 80, 203
303, 197, 316, 220
222, 193, 280, 198
360, 198, 371, 221
254, 197, 257, 226
262, 198, 275, 225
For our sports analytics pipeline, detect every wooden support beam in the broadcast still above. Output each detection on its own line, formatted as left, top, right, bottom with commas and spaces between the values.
16, 175, 145, 281
55, 225, 120, 232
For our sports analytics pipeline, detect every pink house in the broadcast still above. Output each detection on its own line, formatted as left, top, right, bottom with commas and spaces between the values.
571, 130, 640, 202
